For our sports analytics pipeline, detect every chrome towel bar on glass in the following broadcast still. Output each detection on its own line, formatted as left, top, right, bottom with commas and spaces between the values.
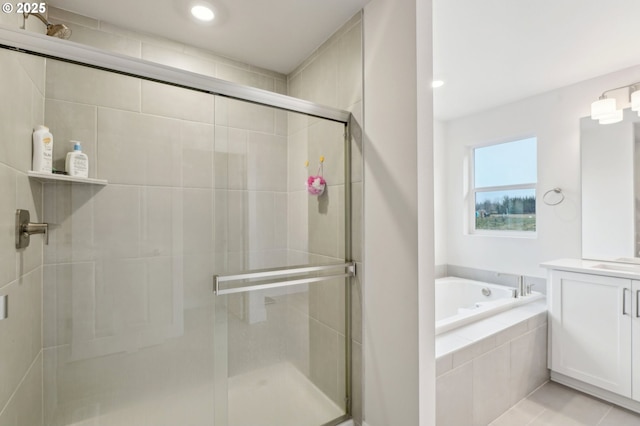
213, 262, 356, 295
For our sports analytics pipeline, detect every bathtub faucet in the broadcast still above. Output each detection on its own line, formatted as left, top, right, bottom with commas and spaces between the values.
518, 275, 526, 297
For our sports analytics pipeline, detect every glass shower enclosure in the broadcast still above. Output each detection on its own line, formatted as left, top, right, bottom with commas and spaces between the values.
0, 27, 353, 426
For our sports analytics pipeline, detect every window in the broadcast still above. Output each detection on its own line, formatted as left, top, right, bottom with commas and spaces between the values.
471, 137, 537, 233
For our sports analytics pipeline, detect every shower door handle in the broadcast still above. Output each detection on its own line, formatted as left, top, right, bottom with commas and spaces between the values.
214, 262, 356, 295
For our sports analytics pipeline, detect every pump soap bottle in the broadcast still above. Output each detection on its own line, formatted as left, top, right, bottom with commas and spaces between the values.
32, 125, 53, 173
65, 141, 89, 178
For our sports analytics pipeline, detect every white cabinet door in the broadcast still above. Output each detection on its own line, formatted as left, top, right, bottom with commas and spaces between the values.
550, 271, 632, 397
633, 280, 640, 401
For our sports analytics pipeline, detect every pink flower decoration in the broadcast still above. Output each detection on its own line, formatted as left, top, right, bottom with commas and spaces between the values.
306, 175, 326, 196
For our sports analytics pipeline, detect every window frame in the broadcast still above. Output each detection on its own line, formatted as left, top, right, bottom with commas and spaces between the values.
469, 138, 538, 237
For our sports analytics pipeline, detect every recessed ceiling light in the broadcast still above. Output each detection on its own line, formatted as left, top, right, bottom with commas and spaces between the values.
191, 5, 215, 22
432, 80, 444, 88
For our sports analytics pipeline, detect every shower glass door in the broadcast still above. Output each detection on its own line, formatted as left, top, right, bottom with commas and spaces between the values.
212, 100, 351, 426
33, 54, 350, 426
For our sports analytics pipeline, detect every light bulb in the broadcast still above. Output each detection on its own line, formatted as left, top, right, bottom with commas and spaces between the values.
191, 5, 215, 21
591, 97, 617, 120
631, 89, 640, 112
598, 109, 623, 125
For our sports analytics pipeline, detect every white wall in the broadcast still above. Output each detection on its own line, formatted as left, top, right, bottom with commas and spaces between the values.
434, 120, 447, 266
439, 64, 640, 278
363, 0, 434, 424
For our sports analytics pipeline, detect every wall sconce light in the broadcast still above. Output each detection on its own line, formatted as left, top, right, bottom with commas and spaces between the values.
591, 82, 640, 124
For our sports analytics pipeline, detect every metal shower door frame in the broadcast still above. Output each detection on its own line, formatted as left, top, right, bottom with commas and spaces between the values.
0, 24, 355, 424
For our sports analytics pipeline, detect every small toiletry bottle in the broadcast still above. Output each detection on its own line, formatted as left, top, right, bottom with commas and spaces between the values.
65, 141, 89, 178
32, 125, 53, 173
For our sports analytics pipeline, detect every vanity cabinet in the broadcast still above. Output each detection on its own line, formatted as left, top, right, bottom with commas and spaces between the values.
544, 260, 640, 411
549, 270, 633, 397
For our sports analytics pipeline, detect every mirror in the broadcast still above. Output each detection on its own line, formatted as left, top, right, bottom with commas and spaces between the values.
581, 108, 640, 263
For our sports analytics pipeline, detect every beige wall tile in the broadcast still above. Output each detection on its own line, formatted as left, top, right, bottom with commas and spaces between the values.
351, 262, 363, 344
48, 7, 99, 29
42, 183, 96, 264
46, 60, 140, 112
43, 262, 94, 348
222, 98, 276, 134
351, 340, 363, 424
308, 120, 345, 186
308, 184, 343, 258
436, 362, 474, 426
16, 174, 43, 274
44, 100, 97, 177
141, 81, 214, 123
301, 43, 338, 107
0, 165, 17, 287
183, 254, 214, 309
213, 190, 228, 256
226, 190, 247, 254
183, 188, 213, 255
181, 122, 214, 188
93, 185, 140, 259
140, 187, 178, 257
246, 132, 287, 191
352, 182, 363, 262
337, 21, 363, 110
309, 319, 339, 403
509, 325, 549, 405
287, 191, 308, 252
212, 126, 251, 191
216, 64, 275, 91
288, 128, 309, 191
97, 108, 182, 186
473, 343, 512, 426
0, 50, 39, 172
317, 277, 346, 333
247, 191, 275, 251
286, 292, 311, 375
350, 109, 363, 183
274, 192, 288, 249
16, 54, 45, 96
141, 43, 216, 78
213, 126, 229, 189
54, 22, 141, 57
0, 268, 42, 413
0, 352, 43, 426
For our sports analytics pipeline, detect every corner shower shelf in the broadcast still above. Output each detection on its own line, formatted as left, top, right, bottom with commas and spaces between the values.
27, 171, 108, 186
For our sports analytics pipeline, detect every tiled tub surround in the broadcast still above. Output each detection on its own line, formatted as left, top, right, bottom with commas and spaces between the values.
436, 300, 549, 426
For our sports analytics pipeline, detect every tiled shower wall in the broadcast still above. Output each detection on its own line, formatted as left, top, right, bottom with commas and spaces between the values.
40, 60, 292, 423
0, 48, 45, 426
287, 12, 364, 425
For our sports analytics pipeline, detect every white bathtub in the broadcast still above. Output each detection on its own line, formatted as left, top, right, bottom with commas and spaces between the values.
436, 276, 543, 335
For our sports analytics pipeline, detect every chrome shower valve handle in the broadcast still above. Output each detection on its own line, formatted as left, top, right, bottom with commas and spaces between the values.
15, 209, 49, 249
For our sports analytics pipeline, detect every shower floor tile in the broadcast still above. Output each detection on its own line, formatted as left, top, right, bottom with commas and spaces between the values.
48, 362, 342, 426
228, 361, 344, 426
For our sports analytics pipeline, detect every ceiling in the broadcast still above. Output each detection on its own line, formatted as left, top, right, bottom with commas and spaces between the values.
45, 0, 640, 120
433, 0, 640, 121
45, 0, 368, 74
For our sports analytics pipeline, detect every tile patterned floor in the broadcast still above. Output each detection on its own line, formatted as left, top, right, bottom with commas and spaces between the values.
489, 381, 640, 426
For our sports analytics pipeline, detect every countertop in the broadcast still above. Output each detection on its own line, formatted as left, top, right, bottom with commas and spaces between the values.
541, 258, 640, 280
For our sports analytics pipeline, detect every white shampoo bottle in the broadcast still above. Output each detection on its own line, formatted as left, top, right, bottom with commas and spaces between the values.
65, 141, 89, 178
32, 125, 53, 173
